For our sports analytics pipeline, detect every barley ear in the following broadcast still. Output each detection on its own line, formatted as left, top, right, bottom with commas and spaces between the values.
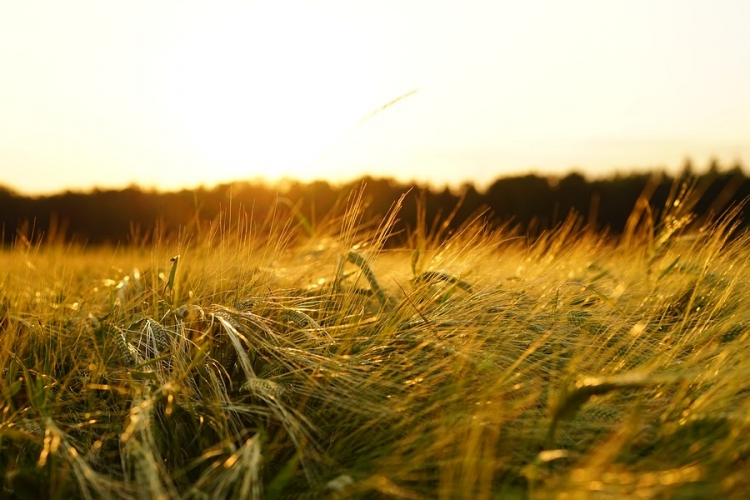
547, 372, 659, 447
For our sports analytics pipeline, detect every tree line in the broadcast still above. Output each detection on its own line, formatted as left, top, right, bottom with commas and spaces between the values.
0, 159, 747, 247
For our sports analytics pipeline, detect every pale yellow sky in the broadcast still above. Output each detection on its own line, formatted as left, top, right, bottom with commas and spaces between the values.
1, 0, 749, 195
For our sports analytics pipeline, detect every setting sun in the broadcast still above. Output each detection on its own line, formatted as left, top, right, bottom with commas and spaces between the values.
158, 3, 390, 187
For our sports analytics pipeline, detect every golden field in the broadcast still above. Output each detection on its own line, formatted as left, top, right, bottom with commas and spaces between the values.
1, 185, 749, 499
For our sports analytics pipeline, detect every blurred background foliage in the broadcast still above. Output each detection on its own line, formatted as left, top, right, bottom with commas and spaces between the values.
1, 158, 746, 246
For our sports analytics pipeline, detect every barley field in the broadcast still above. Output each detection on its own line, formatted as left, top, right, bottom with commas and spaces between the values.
1, 184, 749, 499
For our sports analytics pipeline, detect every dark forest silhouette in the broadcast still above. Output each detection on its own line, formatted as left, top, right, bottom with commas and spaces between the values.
1, 159, 747, 246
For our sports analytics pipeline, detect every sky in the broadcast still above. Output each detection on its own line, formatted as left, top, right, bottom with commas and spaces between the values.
1, 0, 749, 195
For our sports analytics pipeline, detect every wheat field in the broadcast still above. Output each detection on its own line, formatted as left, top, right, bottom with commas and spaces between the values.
1, 184, 749, 499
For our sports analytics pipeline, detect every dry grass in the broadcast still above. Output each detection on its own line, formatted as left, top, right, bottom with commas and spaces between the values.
1, 184, 750, 499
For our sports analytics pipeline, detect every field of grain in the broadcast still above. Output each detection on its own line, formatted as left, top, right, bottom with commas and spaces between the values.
1, 185, 749, 499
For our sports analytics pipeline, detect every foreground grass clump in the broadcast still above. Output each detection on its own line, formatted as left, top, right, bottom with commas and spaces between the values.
2, 187, 750, 499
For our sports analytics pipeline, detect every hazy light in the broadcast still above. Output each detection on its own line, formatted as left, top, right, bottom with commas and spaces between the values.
1, 1, 749, 194
159, 4, 386, 184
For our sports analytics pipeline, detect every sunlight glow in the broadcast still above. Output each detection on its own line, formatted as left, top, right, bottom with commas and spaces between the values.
160, 4, 384, 184
0, 1, 749, 194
